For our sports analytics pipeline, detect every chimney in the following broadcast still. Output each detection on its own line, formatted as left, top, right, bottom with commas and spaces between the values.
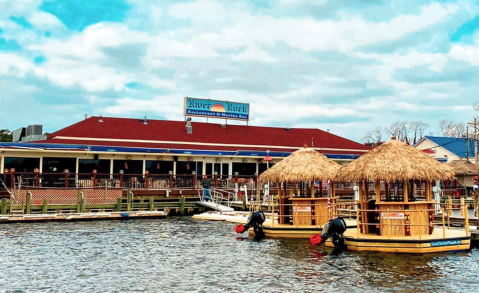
84, 114, 88, 120
186, 117, 193, 134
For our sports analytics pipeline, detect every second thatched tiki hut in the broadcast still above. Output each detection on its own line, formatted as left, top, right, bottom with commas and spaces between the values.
260, 146, 341, 228
335, 137, 470, 253
448, 160, 478, 196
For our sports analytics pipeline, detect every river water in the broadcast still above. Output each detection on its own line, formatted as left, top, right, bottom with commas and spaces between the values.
0, 217, 478, 293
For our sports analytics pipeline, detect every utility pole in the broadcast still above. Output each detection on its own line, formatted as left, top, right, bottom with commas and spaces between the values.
466, 125, 469, 161
468, 118, 478, 165
475, 117, 478, 167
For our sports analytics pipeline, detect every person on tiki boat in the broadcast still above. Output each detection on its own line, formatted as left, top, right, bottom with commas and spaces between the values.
310, 217, 347, 249
235, 211, 265, 240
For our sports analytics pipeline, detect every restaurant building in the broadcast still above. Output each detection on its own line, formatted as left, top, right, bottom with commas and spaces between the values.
0, 116, 370, 188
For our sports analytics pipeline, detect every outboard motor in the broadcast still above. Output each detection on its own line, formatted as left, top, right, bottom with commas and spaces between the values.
310, 217, 347, 250
235, 211, 266, 240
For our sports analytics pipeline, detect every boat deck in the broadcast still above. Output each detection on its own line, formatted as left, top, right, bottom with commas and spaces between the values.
342, 228, 470, 253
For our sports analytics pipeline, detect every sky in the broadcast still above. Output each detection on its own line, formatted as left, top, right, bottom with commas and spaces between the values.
1, 0, 479, 142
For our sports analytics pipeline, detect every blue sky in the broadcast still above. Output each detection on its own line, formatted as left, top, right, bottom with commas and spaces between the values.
1, 0, 479, 142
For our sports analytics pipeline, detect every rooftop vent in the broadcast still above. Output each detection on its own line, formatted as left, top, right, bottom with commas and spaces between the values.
221, 124, 227, 128
141, 116, 148, 125
98, 115, 104, 123
285, 128, 291, 132
186, 117, 193, 134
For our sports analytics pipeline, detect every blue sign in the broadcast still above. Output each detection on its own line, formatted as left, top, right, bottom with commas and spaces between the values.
430, 239, 462, 247
184, 97, 250, 121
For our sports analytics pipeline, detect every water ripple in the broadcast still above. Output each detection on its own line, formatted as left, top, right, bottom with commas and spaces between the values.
0, 218, 478, 293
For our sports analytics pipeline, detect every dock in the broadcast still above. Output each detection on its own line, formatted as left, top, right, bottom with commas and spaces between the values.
0, 211, 167, 223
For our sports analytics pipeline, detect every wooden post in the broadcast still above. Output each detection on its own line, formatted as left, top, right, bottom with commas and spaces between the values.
144, 170, 149, 189
42, 199, 48, 214
356, 208, 360, 238
385, 182, 389, 201
80, 195, 85, 213
77, 192, 82, 213
234, 172, 238, 184
330, 180, 335, 198
272, 198, 275, 228
127, 190, 132, 211
375, 180, 380, 203
34, 168, 40, 187
447, 196, 452, 216
465, 204, 470, 236
425, 181, 431, 201
180, 195, 185, 215
403, 180, 408, 203
64, 169, 69, 188
1, 198, 7, 214
120, 170, 125, 188
192, 171, 197, 190
116, 198, 122, 212
10, 168, 15, 189
92, 169, 97, 187
169, 171, 173, 188
441, 208, 446, 239
311, 180, 315, 198
26, 192, 31, 214
460, 197, 465, 217
387, 208, 391, 239
149, 197, 154, 211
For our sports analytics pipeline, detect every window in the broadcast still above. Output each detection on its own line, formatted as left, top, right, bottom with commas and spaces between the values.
79, 159, 111, 173
146, 161, 173, 174
43, 157, 76, 173
176, 161, 196, 175
4, 157, 40, 172
113, 160, 143, 174
232, 163, 257, 175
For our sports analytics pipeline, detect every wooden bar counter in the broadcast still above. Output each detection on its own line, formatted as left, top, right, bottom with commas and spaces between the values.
376, 201, 434, 236
289, 197, 338, 227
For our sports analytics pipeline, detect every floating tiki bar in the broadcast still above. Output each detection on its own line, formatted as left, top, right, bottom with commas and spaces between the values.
258, 146, 355, 238
336, 137, 471, 253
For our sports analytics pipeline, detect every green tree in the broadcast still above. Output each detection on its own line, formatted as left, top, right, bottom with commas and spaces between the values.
0, 129, 12, 142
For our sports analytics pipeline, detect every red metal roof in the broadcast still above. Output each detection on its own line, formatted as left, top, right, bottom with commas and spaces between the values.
41, 116, 369, 153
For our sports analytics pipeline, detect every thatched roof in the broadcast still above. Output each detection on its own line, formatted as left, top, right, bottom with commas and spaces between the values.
448, 160, 477, 176
336, 138, 455, 182
259, 146, 340, 183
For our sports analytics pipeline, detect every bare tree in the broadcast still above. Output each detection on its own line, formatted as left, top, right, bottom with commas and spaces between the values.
439, 119, 466, 137
409, 121, 429, 145
386, 121, 411, 144
361, 127, 382, 144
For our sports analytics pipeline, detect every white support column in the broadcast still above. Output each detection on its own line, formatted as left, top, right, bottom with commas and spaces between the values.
142, 159, 146, 175
0, 155, 4, 173
75, 158, 79, 174
39, 156, 44, 173
110, 158, 114, 175
173, 161, 177, 176
256, 161, 259, 174
229, 162, 233, 176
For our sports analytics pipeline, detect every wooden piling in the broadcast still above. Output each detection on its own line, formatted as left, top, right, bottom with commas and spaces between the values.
127, 190, 132, 211
116, 198, 122, 212
77, 192, 82, 213
180, 196, 185, 215
1, 198, 7, 214
80, 196, 85, 213
26, 192, 31, 214
42, 199, 48, 214
149, 197, 154, 211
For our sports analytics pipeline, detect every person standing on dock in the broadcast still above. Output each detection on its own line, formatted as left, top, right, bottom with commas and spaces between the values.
201, 175, 212, 201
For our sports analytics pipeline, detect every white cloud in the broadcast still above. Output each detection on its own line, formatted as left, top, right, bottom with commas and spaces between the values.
232, 47, 276, 63
28, 11, 65, 30
168, 0, 226, 23
0, 53, 34, 77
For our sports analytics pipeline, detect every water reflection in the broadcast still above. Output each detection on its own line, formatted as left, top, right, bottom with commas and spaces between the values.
0, 218, 477, 292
